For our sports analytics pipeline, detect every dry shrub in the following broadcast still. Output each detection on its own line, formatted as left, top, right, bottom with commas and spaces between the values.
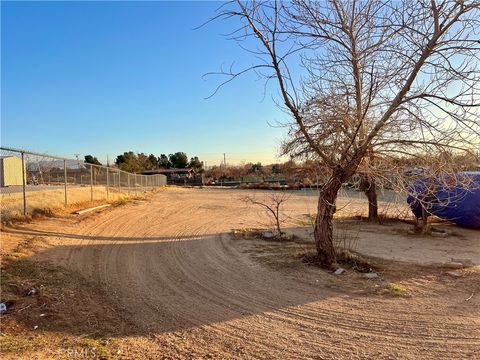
333, 225, 359, 254
31, 207, 55, 219
333, 223, 376, 272
336, 250, 376, 273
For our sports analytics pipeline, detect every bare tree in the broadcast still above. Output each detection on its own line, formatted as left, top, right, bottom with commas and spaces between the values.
241, 191, 291, 236
211, 0, 480, 267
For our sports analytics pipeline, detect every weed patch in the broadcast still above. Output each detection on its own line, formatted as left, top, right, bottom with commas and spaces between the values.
384, 283, 411, 297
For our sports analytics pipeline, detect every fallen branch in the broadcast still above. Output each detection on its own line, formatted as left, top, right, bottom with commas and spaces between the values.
17, 304, 33, 313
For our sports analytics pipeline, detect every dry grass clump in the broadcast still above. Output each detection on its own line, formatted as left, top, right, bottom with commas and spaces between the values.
336, 250, 376, 273
383, 283, 411, 297
300, 249, 376, 273
0, 186, 161, 225
232, 228, 306, 243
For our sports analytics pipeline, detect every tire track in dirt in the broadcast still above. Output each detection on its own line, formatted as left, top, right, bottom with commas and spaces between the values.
28, 188, 480, 359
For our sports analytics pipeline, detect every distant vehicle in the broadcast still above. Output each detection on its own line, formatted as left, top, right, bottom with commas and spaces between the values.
28, 175, 39, 185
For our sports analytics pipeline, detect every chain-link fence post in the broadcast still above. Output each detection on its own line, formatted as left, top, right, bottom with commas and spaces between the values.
64, 159, 68, 206
106, 167, 109, 200
90, 164, 94, 201
128, 173, 131, 194
21, 151, 27, 215
118, 171, 121, 192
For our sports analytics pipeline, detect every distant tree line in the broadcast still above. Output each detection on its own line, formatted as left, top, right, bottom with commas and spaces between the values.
83, 152, 204, 173
116, 151, 203, 173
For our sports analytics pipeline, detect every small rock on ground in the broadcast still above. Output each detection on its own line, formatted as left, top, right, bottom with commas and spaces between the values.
363, 272, 379, 279
379, 281, 390, 289
451, 258, 474, 267
431, 232, 448, 238
24, 287, 37, 296
446, 271, 462, 278
334, 268, 346, 275
262, 232, 274, 239
443, 262, 464, 269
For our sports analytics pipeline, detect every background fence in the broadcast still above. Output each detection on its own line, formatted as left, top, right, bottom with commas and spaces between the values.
0, 147, 166, 218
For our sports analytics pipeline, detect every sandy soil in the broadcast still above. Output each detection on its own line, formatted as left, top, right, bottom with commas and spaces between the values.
1, 187, 479, 359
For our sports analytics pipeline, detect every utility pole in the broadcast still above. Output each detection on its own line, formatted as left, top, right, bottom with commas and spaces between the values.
74, 154, 81, 168
74, 154, 81, 185
222, 153, 227, 187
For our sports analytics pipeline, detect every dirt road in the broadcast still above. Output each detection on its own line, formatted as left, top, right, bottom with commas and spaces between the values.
4, 188, 480, 359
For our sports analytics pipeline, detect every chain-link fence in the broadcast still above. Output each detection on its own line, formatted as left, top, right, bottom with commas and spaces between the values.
0, 147, 166, 219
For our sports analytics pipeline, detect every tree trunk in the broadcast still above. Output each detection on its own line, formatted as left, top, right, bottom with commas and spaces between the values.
418, 204, 431, 235
313, 177, 343, 268
415, 181, 435, 234
275, 207, 282, 236
360, 175, 378, 220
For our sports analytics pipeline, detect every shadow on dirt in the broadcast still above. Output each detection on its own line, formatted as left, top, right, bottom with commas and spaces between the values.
3, 227, 207, 242
2, 226, 479, 340
1, 232, 337, 337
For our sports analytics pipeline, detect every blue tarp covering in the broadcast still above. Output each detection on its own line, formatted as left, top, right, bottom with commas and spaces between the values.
407, 172, 480, 229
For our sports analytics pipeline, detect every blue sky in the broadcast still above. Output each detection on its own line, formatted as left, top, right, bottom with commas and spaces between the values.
1, 1, 288, 165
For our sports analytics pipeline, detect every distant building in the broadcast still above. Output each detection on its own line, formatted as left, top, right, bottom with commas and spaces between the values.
0, 156, 25, 187
142, 168, 202, 185
142, 168, 194, 178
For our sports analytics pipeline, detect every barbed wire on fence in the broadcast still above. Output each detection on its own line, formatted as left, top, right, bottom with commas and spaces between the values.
0, 147, 167, 218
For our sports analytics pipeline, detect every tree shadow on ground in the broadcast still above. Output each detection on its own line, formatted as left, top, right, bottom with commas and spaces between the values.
2, 233, 339, 337
2, 227, 479, 342
3, 227, 207, 242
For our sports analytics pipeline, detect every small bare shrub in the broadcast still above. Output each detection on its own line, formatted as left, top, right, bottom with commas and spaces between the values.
333, 224, 359, 254
241, 191, 291, 236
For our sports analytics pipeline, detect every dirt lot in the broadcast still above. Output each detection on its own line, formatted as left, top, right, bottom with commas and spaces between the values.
1, 187, 479, 359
